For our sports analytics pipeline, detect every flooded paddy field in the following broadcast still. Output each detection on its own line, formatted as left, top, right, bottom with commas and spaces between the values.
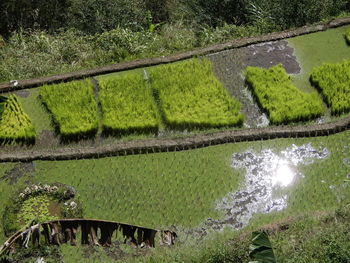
208, 25, 350, 127
1, 130, 350, 244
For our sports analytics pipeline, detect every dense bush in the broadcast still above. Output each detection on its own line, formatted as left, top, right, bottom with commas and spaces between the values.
99, 71, 159, 135
245, 64, 324, 124
150, 58, 244, 129
310, 60, 350, 115
0, 95, 36, 144
40, 79, 98, 140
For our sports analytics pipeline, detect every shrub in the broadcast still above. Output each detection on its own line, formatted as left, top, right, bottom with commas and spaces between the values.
0, 95, 36, 144
310, 60, 350, 115
150, 58, 244, 129
99, 71, 159, 135
245, 64, 324, 124
40, 79, 98, 140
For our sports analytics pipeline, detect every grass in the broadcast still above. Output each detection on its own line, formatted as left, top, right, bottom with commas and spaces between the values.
40, 79, 99, 140
0, 95, 36, 144
245, 64, 324, 124
150, 58, 244, 129
99, 71, 159, 135
345, 28, 350, 45
17, 89, 54, 134
288, 25, 350, 93
310, 60, 350, 115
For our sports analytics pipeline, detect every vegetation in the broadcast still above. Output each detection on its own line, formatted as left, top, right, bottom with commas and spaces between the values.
2, 183, 82, 237
0, 1, 349, 83
0, 127, 349, 261
310, 60, 350, 115
0, 95, 36, 144
245, 64, 324, 124
288, 25, 350, 92
40, 79, 98, 140
99, 71, 159, 135
150, 59, 244, 129
345, 28, 350, 44
17, 195, 59, 226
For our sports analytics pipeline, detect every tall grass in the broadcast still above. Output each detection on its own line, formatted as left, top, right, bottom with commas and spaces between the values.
0, 95, 36, 144
310, 60, 350, 115
40, 79, 98, 140
150, 58, 244, 129
245, 64, 324, 124
99, 71, 159, 135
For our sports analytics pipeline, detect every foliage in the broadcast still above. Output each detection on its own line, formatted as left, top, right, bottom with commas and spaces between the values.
0, 96, 7, 120
40, 79, 98, 140
287, 24, 350, 92
245, 64, 324, 124
65, 0, 147, 34
310, 60, 350, 115
0, 95, 36, 144
345, 29, 350, 45
249, 231, 276, 263
17, 195, 58, 225
2, 183, 82, 237
0, 29, 101, 82
99, 71, 159, 135
150, 58, 244, 129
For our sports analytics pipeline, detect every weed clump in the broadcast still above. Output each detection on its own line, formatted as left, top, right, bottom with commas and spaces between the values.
99, 71, 159, 135
310, 60, 350, 115
0, 95, 36, 144
150, 58, 244, 130
345, 29, 350, 45
40, 79, 98, 140
245, 64, 324, 124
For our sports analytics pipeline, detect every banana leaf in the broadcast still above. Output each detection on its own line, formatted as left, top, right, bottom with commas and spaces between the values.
249, 231, 276, 263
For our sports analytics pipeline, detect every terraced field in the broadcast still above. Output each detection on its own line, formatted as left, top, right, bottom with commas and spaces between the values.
1, 22, 350, 262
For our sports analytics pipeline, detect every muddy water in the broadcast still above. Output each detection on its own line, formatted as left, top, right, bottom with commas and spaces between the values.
205, 143, 329, 231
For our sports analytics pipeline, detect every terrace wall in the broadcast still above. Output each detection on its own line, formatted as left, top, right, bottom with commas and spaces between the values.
0, 114, 349, 162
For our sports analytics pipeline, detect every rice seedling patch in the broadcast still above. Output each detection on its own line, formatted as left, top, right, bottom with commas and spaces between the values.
288, 25, 350, 93
150, 58, 244, 130
245, 64, 324, 124
40, 79, 99, 141
310, 60, 350, 115
99, 71, 159, 135
0, 95, 36, 144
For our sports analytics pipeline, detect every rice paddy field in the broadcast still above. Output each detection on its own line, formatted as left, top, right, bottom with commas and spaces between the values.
1, 25, 350, 262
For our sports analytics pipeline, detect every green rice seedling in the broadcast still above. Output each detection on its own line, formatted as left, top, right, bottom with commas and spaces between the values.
150, 58, 244, 130
0, 95, 36, 144
245, 64, 324, 124
310, 60, 350, 115
99, 71, 159, 135
40, 79, 98, 140
345, 29, 350, 45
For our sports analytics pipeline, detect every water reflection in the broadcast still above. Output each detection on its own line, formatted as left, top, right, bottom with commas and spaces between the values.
205, 143, 329, 231
272, 160, 294, 187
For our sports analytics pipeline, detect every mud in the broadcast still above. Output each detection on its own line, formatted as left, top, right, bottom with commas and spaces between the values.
208, 40, 300, 128
0, 162, 35, 184
244, 40, 301, 74
13, 89, 30, 98
204, 143, 329, 231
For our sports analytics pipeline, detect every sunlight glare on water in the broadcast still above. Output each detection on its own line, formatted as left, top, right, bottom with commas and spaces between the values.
272, 160, 295, 187
207, 143, 329, 231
